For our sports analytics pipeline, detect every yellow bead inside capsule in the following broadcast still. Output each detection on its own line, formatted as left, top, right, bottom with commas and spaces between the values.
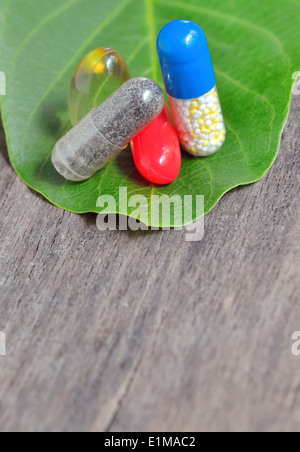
169, 86, 226, 157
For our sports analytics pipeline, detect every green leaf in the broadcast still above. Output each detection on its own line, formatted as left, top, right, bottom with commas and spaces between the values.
0, 0, 299, 227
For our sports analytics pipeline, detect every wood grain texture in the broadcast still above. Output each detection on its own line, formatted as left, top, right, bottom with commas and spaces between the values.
0, 93, 299, 433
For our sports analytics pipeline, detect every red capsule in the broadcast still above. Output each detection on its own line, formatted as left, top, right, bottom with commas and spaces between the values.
131, 104, 181, 185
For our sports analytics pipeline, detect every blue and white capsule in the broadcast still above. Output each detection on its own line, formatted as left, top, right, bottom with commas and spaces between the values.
157, 20, 226, 157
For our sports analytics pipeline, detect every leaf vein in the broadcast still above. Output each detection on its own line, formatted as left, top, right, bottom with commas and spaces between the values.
18, 0, 133, 163
215, 68, 276, 154
224, 119, 251, 172
156, 0, 291, 69
145, 0, 159, 81
7, 0, 80, 94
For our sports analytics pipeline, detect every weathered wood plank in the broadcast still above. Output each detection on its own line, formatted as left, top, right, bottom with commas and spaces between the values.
0, 93, 299, 432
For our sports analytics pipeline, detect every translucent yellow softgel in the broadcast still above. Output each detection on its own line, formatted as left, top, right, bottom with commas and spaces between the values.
169, 86, 226, 157
68, 48, 130, 125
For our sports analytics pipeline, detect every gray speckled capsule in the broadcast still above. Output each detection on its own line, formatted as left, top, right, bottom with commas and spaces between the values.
52, 77, 164, 181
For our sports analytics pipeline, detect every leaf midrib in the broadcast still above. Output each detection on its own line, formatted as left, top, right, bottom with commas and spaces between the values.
14, 0, 134, 164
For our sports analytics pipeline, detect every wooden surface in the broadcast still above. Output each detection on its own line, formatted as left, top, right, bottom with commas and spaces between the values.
0, 93, 299, 433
